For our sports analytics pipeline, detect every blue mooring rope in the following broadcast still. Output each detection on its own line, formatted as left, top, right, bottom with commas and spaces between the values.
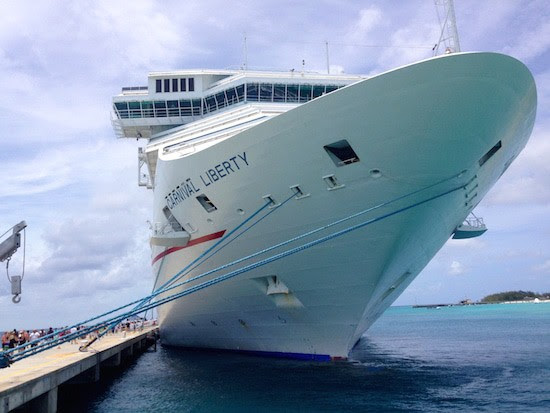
0, 174, 466, 368
0, 194, 288, 365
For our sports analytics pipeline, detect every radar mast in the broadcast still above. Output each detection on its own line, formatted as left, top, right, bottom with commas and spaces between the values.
433, 0, 461, 55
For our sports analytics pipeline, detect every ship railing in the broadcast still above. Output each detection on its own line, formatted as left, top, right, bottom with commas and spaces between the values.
152, 222, 174, 236
462, 215, 485, 229
112, 82, 348, 122
110, 112, 125, 139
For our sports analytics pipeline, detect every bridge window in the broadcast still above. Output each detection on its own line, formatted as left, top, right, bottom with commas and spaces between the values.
116, 82, 345, 121
192, 99, 201, 116
235, 84, 245, 102
246, 83, 259, 101
260, 83, 273, 102
142, 101, 154, 117
128, 101, 141, 118
299, 84, 312, 102
274, 84, 286, 102
216, 91, 227, 109
286, 85, 298, 102
167, 100, 179, 116
324, 139, 360, 166
188, 78, 195, 91
154, 101, 167, 117
313, 85, 325, 98
226, 87, 237, 104
205, 95, 217, 113
180, 99, 192, 116
115, 102, 128, 118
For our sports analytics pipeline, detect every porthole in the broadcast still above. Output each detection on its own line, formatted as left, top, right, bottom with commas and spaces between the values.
369, 169, 382, 178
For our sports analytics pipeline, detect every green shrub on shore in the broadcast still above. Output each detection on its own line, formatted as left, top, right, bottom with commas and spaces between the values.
481, 291, 550, 303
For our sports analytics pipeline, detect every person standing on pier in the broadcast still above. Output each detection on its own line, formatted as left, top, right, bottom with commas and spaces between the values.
29, 330, 40, 347
1, 332, 9, 350
8, 330, 17, 349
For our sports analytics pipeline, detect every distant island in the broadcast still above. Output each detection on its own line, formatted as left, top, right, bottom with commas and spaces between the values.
413, 290, 550, 309
480, 290, 550, 303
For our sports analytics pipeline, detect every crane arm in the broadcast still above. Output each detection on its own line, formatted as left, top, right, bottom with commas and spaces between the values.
0, 221, 27, 262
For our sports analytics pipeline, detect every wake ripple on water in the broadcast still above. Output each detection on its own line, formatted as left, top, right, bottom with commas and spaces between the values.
58, 304, 550, 412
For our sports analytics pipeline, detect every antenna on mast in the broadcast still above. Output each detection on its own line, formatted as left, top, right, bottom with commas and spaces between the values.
433, 0, 461, 55
325, 41, 330, 74
242, 32, 248, 71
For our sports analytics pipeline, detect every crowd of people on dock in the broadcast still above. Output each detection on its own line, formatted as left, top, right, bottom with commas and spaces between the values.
1, 327, 55, 350
1, 319, 157, 352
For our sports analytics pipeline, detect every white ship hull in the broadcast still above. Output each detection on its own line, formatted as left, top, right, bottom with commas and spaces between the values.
149, 53, 536, 359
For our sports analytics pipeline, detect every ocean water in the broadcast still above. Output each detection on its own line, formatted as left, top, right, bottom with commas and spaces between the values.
60, 302, 550, 412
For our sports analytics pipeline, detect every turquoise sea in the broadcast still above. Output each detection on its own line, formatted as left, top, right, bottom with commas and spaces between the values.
59, 302, 550, 412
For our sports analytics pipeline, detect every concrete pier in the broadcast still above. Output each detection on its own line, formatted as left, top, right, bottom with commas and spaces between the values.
0, 327, 158, 413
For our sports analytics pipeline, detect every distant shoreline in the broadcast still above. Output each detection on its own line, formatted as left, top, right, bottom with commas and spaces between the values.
412, 299, 550, 309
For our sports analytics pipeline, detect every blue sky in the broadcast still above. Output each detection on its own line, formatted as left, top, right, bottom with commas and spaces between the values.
1, 0, 549, 329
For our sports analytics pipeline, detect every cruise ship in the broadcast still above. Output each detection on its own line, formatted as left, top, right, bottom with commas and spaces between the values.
112, 52, 536, 359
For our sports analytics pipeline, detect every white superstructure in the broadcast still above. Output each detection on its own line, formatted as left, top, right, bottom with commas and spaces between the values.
112, 52, 536, 359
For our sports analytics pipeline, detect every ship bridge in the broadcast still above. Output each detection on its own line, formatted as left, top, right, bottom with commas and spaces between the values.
111, 69, 365, 140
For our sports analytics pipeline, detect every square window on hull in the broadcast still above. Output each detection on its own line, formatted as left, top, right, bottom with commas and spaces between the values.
196, 194, 217, 212
324, 140, 360, 166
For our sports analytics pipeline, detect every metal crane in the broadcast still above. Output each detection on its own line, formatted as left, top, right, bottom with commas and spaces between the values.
0, 221, 27, 303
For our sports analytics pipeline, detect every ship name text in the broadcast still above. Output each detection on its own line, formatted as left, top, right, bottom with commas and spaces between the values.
165, 152, 249, 209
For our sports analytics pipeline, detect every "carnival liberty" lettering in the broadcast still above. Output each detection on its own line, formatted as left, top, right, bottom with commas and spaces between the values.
199, 152, 249, 187
165, 152, 249, 209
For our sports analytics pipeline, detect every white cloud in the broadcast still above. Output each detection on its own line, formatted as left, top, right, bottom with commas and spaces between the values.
376, 25, 437, 71
329, 65, 346, 75
501, 19, 550, 62
485, 127, 550, 206
534, 260, 550, 273
449, 260, 465, 275
535, 71, 550, 118
0, 150, 73, 197
349, 7, 385, 42
447, 238, 486, 250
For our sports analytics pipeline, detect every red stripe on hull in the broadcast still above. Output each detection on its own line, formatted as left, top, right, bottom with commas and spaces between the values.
152, 230, 226, 264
